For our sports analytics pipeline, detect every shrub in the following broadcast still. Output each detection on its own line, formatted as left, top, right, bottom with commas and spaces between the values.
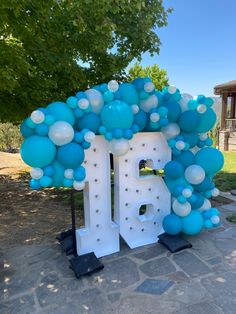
0, 123, 22, 152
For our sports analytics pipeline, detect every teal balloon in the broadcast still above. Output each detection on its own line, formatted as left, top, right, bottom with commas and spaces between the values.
196, 108, 216, 132
30, 179, 41, 190
181, 211, 203, 235
164, 161, 184, 179
133, 110, 147, 131
173, 151, 195, 169
101, 100, 134, 130
63, 178, 73, 188
119, 83, 139, 104
76, 112, 101, 134
57, 142, 84, 168
51, 160, 65, 187
181, 132, 199, 148
35, 123, 49, 136
40, 176, 52, 187
47, 102, 75, 125
20, 135, 56, 168
189, 192, 204, 209
164, 102, 181, 122
162, 214, 183, 235
179, 110, 201, 132
20, 119, 35, 138
195, 147, 224, 175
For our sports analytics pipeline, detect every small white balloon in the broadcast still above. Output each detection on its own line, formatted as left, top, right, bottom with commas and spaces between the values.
185, 164, 205, 185
182, 188, 192, 198
211, 188, 220, 197
108, 80, 119, 92
85, 89, 104, 114
168, 85, 177, 94
131, 104, 139, 114
109, 138, 129, 156
78, 98, 89, 110
178, 93, 193, 112
48, 121, 74, 146
73, 180, 85, 191
197, 104, 207, 114
199, 133, 208, 141
211, 215, 220, 225
64, 169, 74, 179
140, 95, 158, 112
30, 167, 43, 179
31, 110, 45, 124
175, 140, 185, 150
199, 198, 211, 212
161, 122, 180, 139
144, 82, 155, 93
150, 112, 160, 123
84, 131, 95, 143
172, 199, 191, 217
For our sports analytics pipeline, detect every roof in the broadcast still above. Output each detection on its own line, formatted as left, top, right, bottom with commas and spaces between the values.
214, 80, 236, 95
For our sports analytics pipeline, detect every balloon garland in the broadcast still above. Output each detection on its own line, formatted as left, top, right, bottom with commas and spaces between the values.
20, 77, 224, 236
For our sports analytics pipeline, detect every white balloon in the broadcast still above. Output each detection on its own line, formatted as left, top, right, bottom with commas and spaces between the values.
78, 98, 89, 110
73, 180, 85, 191
150, 112, 160, 123
199, 198, 211, 212
178, 93, 193, 112
31, 110, 45, 124
211, 188, 220, 197
182, 188, 192, 198
161, 123, 180, 139
175, 140, 185, 150
108, 80, 119, 92
144, 82, 155, 93
64, 169, 74, 179
109, 138, 129, 156
172, 199, 191, 217
48, 121, 74, 146
85, 89, 104, 114
84, 131, 95, 143
185, 165, 205, 185
131, 104, 139, 114
199, 133, 208, 141
211, 215, 220, 224
140, 95, 158, 112
30, 167, 43, 179
168, 85, 177, 94
197, 104, 207, 114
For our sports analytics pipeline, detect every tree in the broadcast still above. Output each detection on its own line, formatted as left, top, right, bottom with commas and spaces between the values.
0, 0, 171, 122
128, 62, 168, 90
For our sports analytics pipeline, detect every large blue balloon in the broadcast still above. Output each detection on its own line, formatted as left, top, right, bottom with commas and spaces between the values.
162, 214, 183, 235
164, 161, 184, 179
195, 147, 224, 175
179, 110, 201, 132
196, 108, 216, 132
76, 112, 101, 134
164, 102, 181, 122
101, 100, 134, 130
173, 151, 195, 169
47, 102, 75, 125
118, 83, 139, 105
20, 135, 56, 168
181, 211, 203, 235
133, 110, 148, 131
20, 119, 36, 138
57, 142, 84, 168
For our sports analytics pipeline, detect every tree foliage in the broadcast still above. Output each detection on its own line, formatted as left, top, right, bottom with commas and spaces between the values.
128, 62, 168, 90
0, 0, 171, 122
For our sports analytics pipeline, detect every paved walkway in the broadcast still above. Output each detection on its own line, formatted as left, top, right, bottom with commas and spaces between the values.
1, 201, 236, 314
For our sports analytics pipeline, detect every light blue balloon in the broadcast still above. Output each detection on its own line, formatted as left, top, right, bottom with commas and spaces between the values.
181, 211, 203, 235
40, 176, 53, 187
63, 178, 73, 188
66, 96, 78, 109
196, 108, 216, 132
195, 147, 224, 175
51, 160, 65, 187
162, 214, 183, 235
20, 135, 56, 168
47, 102, 75, 125
101, 100, 134, 130
57, 142, 84, 169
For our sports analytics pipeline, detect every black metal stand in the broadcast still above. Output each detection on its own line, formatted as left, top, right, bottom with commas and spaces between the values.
57, 189, 104, 278
158, 233, 192, 253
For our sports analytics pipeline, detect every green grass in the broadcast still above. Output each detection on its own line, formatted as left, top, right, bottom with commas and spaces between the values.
226, 213, 236, 224
213, 152, 236, 192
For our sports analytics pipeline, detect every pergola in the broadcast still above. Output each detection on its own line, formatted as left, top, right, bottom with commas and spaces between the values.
214, 80, 236, 131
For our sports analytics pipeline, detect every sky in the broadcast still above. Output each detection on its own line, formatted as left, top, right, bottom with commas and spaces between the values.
134, 0, 236, 96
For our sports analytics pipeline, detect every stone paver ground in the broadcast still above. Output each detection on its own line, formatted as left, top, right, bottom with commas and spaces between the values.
1, 152, 236, 313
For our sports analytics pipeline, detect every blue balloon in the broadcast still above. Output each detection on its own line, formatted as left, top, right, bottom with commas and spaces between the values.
74, 166, 86, 181
30, 179, 41, 190
163, 102, 181, 122
162, 214, 183, 235
35, 123, 49, 136
164, 161, 184, 179
40, 176, 52, 187
189, 192, 204, 209
101, 100, 134, 130
133, 110, 148, 131
57, 143, 84, 169
118, 83, 139, 105
173, 151, 195, 169
103, 91, 114, 102
47, 102, 75, 125
51, 160, 65, 187
132, 78, 146, 92
181, 211, 203, 235
164, 176, 189, 195
76, 112, 101, 134
63, 178, 73, 188
204, 219, 213, 229
179, 110, 201, 132
193, 176, 214, 192
196, 108, 216, 133
66, 96, 78, 109
123, 129, 133, 140
181, 132, 199, 148
20, 119, 36, 138
20, 135, 56, 168
43, 165, 55, 177
195, 147, 224, 175
112, 128, 123, 139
